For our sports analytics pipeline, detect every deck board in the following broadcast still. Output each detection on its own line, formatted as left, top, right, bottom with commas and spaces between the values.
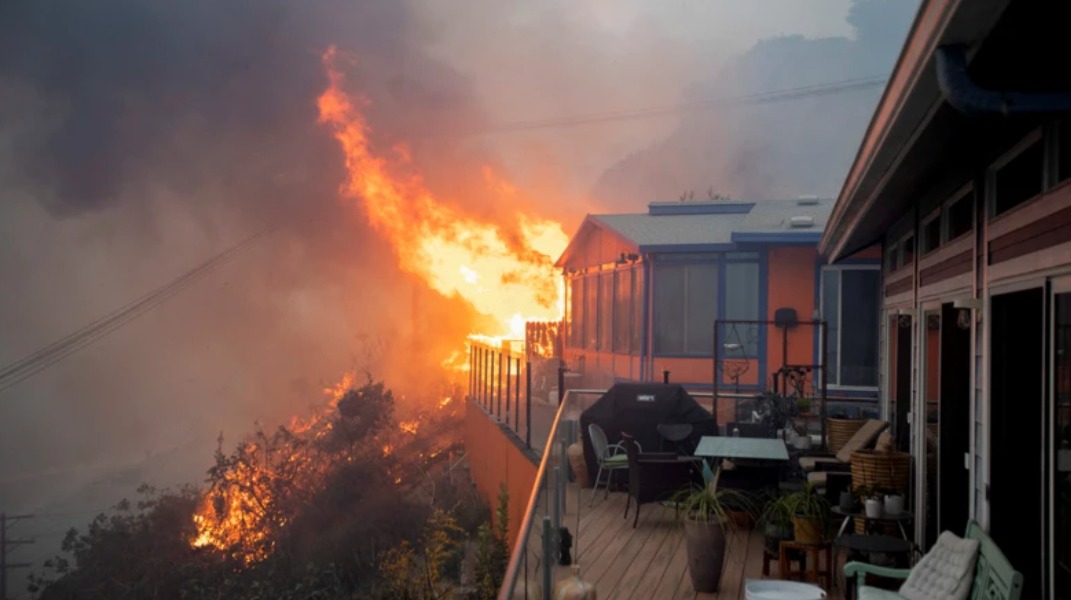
516, 484, 844, 599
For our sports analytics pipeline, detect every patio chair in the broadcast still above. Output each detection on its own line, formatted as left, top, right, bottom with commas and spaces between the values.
844, 521, 1022, 600
621, 436, 698, 528
588, 423, 633, 505
800, 419, 888, 488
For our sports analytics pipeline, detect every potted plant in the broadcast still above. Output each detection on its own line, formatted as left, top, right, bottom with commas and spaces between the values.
838, 486, 858, 512
758, 492, 794, 556
883, 488, 905, 516
782, 482, 831, 545
672, 485, 750, 593
753, 390, 800, 434
855, 484, 883, 519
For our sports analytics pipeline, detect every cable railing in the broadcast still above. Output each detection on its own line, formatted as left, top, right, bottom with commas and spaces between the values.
496, 388, 604, 600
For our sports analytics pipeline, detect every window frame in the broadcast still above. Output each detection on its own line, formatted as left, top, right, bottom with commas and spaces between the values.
943, 185, 975, 244
652, 259, 720, 357
920, 209, 942, 256
650, 252, 763, 358
987, 128, 1045, 219
820, 263, 882, 391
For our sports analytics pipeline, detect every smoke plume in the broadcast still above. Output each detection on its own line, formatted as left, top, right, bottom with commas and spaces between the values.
0, 1, 914, 590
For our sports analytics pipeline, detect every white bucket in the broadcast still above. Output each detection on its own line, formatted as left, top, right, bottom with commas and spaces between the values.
745, 579, 826, 600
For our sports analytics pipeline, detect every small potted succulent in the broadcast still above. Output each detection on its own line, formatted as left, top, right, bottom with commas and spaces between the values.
855, 484, 883, 519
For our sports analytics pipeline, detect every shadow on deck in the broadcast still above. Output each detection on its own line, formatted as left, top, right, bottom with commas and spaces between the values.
521, 485, 844, 600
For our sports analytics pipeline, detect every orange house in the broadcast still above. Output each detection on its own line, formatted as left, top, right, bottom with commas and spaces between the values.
555, 198, 881, 414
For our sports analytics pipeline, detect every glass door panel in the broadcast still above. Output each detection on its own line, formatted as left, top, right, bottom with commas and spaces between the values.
1053, 290, 1071, 596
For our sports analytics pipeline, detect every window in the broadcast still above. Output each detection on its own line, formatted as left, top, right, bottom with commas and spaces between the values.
886, 243, 898, 272
993, 139, 1044, 216
598, 273, 613, 351
631, 267, 643, 354
822, 267, 881, 387
724, 262, 760, 357
1059, 120, 1071, 184
653, 263, 717, 355
921, 213, 942, 255
584, 275, 597, 350
946, 193, 973, 241
612, 270, 631, 353
900, 235, 915, 269
567, 278, 583, 348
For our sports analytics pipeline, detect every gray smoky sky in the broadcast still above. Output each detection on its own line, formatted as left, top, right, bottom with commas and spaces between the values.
0, 0, 912, 584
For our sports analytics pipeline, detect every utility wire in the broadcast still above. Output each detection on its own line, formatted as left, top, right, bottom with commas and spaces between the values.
0, 228, 273, 394
469, 74, 888, 135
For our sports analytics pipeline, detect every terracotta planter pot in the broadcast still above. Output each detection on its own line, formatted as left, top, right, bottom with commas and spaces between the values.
791, 515, 824, 545
684, 518, 727, 593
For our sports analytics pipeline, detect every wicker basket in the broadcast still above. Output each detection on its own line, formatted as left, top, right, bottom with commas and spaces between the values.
850, 449, 910, 534
826, 418, 866, 454
850, 449, 910, 492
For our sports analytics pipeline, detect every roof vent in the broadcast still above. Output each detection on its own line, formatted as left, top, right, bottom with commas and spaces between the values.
796, 195, 820, 206
789, 215, 815, 228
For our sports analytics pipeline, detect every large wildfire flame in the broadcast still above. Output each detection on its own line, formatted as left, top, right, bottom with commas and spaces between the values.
190, 47, 569, 564
316, 47, 568, 339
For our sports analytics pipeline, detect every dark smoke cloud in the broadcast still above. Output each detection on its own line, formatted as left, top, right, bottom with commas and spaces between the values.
591, 0, 919, 207
0, 0, 484, 530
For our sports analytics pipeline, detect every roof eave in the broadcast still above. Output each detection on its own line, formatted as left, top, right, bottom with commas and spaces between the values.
820, 0, 964, 262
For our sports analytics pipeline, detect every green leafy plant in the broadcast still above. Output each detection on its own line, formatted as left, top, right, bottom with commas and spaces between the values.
853, 484, 880, 500
758, 492, 794, 530
472, 484, 510, 599
753, 390, 800, 431
783, 483, 831, 523
671, 485, 754, 525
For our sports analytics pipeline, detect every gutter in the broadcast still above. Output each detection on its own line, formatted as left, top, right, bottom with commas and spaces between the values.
935, 45, 1071, 116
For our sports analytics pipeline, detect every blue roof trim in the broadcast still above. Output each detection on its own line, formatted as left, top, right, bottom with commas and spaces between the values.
648, 202, 755, 216
731, 231, 822, 244
639, 243, 737, 253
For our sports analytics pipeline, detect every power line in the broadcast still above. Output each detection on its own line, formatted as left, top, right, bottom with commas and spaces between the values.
469, 74, 887, 135
0, 228, 273, 394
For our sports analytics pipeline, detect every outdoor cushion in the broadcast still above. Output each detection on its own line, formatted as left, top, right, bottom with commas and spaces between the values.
898, 531, 980, 600
800, 456, 840, 471
834, 419, 888, 463
806, 471, 827, 487
859, 586, 904, 600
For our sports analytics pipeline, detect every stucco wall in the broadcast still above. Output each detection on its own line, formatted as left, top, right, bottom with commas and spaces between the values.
464, 399, 539, 552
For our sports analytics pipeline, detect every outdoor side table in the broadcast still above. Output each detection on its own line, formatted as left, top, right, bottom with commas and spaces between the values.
835, 534, 912, 564
778, 540, 833, 590
831, 506, 913, 539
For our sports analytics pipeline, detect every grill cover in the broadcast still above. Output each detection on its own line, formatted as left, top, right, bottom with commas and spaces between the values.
579, 383, 716, 482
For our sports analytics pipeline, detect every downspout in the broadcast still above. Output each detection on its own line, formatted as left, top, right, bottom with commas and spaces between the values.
935, 45, 1071, 116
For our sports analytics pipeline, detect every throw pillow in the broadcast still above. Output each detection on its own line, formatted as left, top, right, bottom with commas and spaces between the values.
898, 531, 979, 600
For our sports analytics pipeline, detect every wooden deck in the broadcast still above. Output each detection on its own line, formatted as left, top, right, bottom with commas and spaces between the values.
516, 485, 844, 599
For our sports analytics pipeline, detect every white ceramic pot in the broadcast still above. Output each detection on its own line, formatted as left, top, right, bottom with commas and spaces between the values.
864, 498, 883, 519
884, 494, 904, 516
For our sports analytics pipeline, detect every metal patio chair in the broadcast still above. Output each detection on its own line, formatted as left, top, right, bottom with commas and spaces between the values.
588, 423, 635, 505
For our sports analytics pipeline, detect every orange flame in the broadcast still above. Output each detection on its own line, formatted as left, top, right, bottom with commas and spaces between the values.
316, 47, 568, 338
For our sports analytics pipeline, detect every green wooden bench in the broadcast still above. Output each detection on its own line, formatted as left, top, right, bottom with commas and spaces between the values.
843, 521, 1023, 600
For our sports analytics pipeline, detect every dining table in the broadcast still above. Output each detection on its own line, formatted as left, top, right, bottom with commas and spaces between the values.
694, 436, 790, 489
